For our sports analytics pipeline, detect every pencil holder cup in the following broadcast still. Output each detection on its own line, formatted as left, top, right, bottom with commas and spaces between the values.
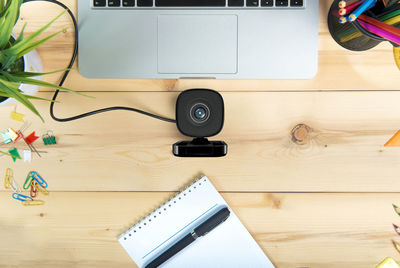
327, 0, 381, 51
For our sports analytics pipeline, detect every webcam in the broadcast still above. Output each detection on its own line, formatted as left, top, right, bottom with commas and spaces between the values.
173, 89, 227, 157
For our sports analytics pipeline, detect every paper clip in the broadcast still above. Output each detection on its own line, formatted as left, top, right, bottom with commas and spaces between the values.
43, 131, 56, 145
23, 173, 34, 190
33, 182, 49, 196
22, 200, 45, 206
31, 171, 47, 188
30, 181, 38, 198
12, 193, 33, 202
4, 168, 22, 193
4, 168, 13, 189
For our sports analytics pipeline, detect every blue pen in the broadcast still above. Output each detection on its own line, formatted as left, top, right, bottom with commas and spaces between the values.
348, 0, 376, 21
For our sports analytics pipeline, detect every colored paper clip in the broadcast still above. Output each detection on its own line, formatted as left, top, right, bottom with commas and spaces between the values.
22, 200, 45, 206
30, 181, 38, 198
4, 169, 22, 193
31, 171, 47, 188
12, 193, 33, 202
33, 182, 49, 196
23, 173, 34, 190
4, 168, 13, 189
43, 131, 56, 145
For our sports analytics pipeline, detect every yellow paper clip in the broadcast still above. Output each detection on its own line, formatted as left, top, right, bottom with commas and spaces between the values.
33, 182, 49, 196
4, 168, 12, 189
4, 168, 21, 193
22, 200, 45, 206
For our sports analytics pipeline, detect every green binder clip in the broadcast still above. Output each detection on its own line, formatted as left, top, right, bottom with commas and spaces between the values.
43, 131, 56, 145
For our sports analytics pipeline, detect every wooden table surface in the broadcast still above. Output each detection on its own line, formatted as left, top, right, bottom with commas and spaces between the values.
1, 1, 400, 267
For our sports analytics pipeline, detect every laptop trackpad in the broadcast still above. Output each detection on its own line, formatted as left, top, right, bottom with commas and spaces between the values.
157, 15, 238, 74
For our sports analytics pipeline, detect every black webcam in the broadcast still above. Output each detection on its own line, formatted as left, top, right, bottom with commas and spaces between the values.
173, 89, 227, 157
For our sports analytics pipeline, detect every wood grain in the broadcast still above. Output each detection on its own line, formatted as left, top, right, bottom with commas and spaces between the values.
12, 0, 400, 92
0, 192, 399, 268
2, 91, 400, 192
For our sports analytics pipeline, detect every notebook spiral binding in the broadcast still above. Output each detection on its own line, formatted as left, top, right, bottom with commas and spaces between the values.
119, 176, 208, 240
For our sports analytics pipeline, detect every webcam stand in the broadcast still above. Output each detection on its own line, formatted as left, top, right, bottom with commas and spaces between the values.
173, 138, 227, 157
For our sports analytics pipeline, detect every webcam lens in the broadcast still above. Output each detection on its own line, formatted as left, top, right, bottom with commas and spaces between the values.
190, 103, 210, 124
194, 107, 206, 120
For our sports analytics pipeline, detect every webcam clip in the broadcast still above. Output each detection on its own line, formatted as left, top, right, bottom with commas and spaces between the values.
173, 138, 227, 157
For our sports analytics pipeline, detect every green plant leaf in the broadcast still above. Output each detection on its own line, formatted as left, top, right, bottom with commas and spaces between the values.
15, 22, 27, 44
15, 77, 92, 98
0, 0, 4, 14
0, 0, 21, 49
0, 79, 43, 121
16, 28, 67, 58
10, 68, 75, 77
3, 9, 66, 54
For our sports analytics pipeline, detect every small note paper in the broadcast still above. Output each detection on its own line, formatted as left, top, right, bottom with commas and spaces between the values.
23, 150, 31, 163
10, 111, 25, 122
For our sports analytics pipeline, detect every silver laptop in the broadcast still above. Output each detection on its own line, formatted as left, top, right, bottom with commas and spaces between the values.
78, 0, 318, 79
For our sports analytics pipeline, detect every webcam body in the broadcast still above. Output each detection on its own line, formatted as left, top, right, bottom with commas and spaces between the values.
173, 89, 227, 157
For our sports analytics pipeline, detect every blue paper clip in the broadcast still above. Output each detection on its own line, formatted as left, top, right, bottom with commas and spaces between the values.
30, 171, 47, 188
12, 193, 33, 202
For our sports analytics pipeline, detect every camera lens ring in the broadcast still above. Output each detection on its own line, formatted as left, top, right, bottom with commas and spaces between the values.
189, 103, 210, 124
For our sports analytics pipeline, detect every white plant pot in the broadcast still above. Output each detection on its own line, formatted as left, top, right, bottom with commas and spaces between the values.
0, 49, 43, 107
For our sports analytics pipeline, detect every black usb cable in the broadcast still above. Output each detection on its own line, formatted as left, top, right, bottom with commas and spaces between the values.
22, 0, 176, 123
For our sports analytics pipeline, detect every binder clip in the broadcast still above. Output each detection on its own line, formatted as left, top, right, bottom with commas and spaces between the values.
43, 131, 56, 145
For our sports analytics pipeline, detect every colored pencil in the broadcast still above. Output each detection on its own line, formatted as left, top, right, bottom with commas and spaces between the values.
339, 0, 362, 9
339, 13, 400, 42
348, 0, 377, 21
358, 14, 400, 37
339, 16, 348, 23
339, 0, 364, 15
358, 19, 400, 44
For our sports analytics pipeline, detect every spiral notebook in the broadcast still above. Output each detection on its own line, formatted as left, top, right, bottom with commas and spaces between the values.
118, 176, 274, 268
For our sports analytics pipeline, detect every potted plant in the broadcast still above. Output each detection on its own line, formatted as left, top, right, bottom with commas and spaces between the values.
0, 0, 82, 122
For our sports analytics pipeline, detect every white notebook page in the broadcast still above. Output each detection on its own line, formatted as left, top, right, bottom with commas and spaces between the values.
118, 176, 275, 268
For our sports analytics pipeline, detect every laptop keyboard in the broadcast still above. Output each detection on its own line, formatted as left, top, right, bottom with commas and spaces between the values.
93, 0, 304, 8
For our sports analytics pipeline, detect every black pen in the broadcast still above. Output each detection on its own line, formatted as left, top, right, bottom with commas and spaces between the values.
145, 207, 230, 268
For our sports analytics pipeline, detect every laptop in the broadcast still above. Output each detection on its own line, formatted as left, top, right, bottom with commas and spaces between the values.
78, 0, 318, 79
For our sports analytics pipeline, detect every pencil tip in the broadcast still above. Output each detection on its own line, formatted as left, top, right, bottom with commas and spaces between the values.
394, 223, 398, 229
393, 204, 398, 209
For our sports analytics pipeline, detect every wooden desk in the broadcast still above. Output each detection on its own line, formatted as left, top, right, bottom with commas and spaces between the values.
1, 1, 400, 267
